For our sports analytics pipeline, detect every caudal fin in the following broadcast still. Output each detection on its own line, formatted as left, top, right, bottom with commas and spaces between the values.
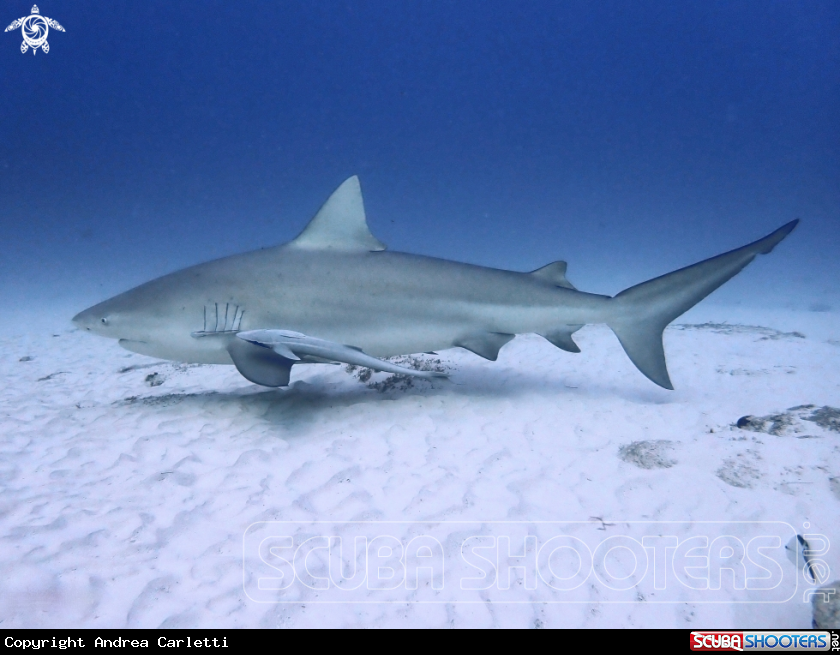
608, 220, 799, 389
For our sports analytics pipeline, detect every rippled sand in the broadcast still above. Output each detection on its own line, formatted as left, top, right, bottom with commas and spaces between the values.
1, 308, 837, 628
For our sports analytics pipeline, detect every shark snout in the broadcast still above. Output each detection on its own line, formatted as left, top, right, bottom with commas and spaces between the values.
72, 305, 115, 336
72, 308, 95, 330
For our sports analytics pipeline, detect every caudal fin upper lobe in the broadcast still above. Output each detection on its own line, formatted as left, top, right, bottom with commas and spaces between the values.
608, 220, 799, 389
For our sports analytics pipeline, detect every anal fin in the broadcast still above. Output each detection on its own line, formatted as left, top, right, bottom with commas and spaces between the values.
227, 338, 294, 387
540, 325, 583, 353
455, 332, 515, 361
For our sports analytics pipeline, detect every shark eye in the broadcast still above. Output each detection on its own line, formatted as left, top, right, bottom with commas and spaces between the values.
101, 318, 109, 325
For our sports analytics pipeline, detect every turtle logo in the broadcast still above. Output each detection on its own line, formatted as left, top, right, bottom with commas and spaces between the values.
5, 5, 64, 55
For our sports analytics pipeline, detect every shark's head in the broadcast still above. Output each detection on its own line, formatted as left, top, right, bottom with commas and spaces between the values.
71, 272, 216, 362
72, 303, 116, 337
72, 292, 157, 349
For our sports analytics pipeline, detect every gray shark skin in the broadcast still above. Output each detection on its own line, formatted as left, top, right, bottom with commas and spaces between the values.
73, 176, 798, 389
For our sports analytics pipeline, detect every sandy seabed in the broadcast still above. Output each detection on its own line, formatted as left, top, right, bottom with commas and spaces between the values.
1, 306, 838, 628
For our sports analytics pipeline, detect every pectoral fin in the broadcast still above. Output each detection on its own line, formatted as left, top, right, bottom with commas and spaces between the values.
227, 338, 294, 387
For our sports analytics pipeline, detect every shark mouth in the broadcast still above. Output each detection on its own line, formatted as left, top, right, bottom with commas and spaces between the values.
192, 303, 244, 338
118, 339, 150, 355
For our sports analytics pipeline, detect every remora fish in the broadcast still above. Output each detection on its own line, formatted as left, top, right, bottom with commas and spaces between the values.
73, 176, 798, 388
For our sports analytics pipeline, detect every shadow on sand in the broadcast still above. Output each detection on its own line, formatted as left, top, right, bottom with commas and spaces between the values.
110, 360, 676, 433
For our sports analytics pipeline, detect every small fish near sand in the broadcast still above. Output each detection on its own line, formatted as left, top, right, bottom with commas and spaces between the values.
73, 177, 798, 389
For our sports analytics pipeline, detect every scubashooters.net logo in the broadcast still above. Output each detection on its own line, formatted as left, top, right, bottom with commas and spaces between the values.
243, 520, 830, 605
4, 5, 64, 55
690, 631, 834, 652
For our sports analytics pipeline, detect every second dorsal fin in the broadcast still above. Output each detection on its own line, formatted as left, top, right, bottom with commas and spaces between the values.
530, 261, 576, 289
288, 176, 386, 252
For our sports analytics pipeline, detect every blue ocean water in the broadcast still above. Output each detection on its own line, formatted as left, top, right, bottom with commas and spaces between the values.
1, 0, 837, 321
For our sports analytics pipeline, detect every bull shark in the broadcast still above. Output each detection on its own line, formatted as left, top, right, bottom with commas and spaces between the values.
73, 176, 798, 389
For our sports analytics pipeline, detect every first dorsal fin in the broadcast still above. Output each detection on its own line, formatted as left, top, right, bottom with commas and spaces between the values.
288, 176, 387, 252
530, 261, 576, 289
